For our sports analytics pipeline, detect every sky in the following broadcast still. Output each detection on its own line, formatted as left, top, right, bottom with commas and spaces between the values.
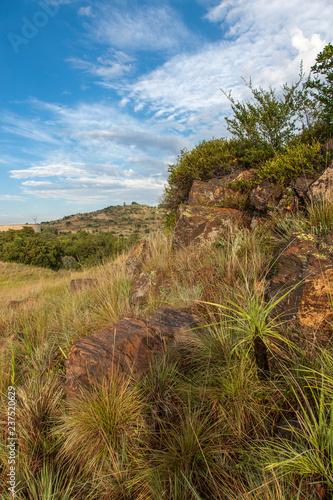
0, 0, 331, 224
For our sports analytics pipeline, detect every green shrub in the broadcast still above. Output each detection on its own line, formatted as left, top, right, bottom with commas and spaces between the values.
163, 138, 238, 213
258, 140, 326, 185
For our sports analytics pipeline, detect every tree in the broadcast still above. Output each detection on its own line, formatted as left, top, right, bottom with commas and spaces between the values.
222, 74, 311, 157
306, 43, 333, 132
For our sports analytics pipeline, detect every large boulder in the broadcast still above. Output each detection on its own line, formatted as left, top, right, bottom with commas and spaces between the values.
268, 232, 333, 331
64, 306, 203, 400
297, 269, 333, 339
307, 164, 333, 202
125, 239, 151, 278
172, 205, 249, 250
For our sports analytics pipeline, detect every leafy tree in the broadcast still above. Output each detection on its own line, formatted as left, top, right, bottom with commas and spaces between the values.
306, 43, 333, 133
222, 74, 312, 157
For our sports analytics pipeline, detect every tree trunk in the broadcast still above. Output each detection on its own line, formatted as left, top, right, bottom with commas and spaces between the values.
253, 334, 270, 380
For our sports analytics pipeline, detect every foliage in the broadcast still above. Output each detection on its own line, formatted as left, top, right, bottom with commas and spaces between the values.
163, 137, 239, 214
222, 74, 312, 157
306, 43, 333, 131
257, 139, 327, 185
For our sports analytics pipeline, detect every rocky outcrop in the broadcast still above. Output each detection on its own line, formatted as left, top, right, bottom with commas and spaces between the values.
125, 239, 151, 278
64, 306, 203, 401
307, 164, 333, 202
297, 268, 333, 337
130, 269, 165, 306
172, 205, 249, 250
70, 278, 98, 292
268, 232, 333, 336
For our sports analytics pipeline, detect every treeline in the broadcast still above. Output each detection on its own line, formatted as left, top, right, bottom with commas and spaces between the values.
0, 227, 138, 270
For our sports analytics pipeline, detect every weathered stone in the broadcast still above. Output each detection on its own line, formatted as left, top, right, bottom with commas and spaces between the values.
292, 175, 317, 198
144, 306, 202, 343
70, 278, 98, 292
297, 269, 333, 337
268, 232, 333, 321
172, 205, 249, 250
188, 174, 239, 205
307, 164, 333, 201
125, 239, 151, 278
250, 180, 282, 211
8, 297, 38, 308
64, 306, 203, 400
130, 269, 165, 305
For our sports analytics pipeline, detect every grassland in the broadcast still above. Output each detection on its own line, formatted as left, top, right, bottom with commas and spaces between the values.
1, 200, 333, 499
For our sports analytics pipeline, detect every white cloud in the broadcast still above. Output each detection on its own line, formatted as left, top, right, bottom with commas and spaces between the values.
89, 3, 197, 53
78, 6, 93, 17
0, 194, 25, 201
67, 49, 134, 80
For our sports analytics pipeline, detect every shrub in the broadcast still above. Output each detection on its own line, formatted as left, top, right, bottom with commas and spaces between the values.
257, 140, 326, 185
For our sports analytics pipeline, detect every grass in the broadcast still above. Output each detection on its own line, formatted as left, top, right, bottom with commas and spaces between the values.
0, 204, 333, 498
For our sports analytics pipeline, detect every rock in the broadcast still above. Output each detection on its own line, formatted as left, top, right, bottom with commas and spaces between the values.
64, 306, 203, 401
0, 333, 17, 351
188, 173, 240, 205
297, 268, 333, 337
307, 164, 333, 202
125, 240, 151, 278
321, 138, 333, 155
70, 278, 98, 292
292, 175, 317, 198
172, 205, 249, 250
143, 306, 202, 344
130, 269, 165, 306
8, 297, 38, 308
250, 180, 282, 211
268, 232, 333, 322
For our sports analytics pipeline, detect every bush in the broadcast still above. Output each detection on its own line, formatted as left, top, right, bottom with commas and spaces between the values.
163, 138, 238, 213
257, 140, 327, 185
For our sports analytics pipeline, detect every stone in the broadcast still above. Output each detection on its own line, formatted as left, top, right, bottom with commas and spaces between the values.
307, 164, 333, 202
70, 278, 98, 292
172, 205, 249, 250
130, 269, 165, 306
125, 239, 151, 278
143, 306, 202, 344
297, 268, 333, 337
64, 306, 204, 401
8, 297, 38, 308
292, 175, 317, 198
250, 180, 282, 211
268, 232, 333, 322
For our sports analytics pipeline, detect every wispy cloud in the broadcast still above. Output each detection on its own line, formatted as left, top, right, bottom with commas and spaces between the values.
67, 49, 134, 80
87, 3, 197, 54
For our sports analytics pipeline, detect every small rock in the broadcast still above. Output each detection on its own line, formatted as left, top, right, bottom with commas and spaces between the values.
70, 278, 98, 292
130, 269, 165, 306
125, 240, 151, 278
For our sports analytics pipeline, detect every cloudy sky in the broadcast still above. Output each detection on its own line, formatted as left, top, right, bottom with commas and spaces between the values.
0, 0, 331, 223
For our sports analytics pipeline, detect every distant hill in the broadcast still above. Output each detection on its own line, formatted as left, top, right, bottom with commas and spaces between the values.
41, 203, 166, 238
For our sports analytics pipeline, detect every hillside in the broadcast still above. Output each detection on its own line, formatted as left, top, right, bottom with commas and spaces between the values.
41, 203, 166, 238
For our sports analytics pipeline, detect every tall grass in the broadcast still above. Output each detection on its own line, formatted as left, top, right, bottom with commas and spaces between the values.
0, 219, 332, 498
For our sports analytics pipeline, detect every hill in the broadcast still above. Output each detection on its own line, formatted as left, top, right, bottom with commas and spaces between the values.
41, 203, 166, 238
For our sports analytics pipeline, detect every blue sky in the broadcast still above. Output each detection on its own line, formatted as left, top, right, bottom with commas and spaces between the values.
0, 0, 331, 224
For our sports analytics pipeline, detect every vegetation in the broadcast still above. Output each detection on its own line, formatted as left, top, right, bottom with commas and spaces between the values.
1, 44, 333, 499
163, 43, 333, 220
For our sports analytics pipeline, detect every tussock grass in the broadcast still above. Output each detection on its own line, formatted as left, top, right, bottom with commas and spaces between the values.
0, 218, 333, 498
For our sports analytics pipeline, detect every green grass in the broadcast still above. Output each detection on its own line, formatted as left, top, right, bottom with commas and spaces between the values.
0, 212, 333, 499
